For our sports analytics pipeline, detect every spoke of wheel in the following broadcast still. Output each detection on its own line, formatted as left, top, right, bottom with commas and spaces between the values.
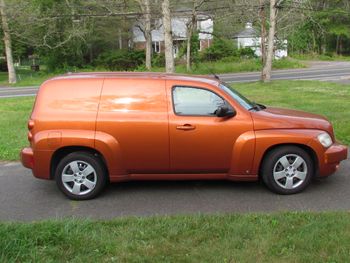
71, 182, 81, 195
82, 165, 94, 177
292, 157, 304, 169
69, 161, 80, 174
294, 171, 307, 181
83, 179, 96, 190
62, 174, 74, 183
274, 171, 286, 180
279, 156, 290, 169
285, 177, 294, 189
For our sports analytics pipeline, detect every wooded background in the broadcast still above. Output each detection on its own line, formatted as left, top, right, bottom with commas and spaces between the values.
0, 0, 349, 83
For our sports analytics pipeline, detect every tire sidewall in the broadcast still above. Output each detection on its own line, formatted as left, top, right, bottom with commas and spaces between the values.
55, 152, 106, 200
262, 146, 313, 195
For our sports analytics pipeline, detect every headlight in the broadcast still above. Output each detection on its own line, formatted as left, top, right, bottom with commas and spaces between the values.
317, 132, 333, 148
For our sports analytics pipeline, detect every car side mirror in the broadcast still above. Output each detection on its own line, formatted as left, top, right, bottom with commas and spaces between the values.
215, 106, 236, 118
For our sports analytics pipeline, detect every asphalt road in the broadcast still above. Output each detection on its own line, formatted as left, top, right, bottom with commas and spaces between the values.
0, 86, 38, 98
0, 153, 349, 222
220, 61, 350, 84
1, 61, 349, 98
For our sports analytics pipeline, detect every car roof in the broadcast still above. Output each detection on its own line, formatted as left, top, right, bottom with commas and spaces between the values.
48, 72, 220, 86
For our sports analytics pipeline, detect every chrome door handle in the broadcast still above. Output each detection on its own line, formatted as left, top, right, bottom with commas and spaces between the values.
176, 124, 196, 131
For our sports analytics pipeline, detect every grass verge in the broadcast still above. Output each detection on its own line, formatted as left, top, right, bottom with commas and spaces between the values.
0, 70, 56, 87
1, 212, 350, 262
0, 97, 34, 160
146, 57, 306, 74
291, 53, 350, 62
0, 80, 349, 161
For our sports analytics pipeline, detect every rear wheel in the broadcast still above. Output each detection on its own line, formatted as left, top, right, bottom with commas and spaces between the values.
261, 146, 314, 194
55, 152, 107, 200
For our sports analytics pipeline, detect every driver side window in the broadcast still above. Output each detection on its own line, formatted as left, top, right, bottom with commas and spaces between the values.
172, 86, 226, 116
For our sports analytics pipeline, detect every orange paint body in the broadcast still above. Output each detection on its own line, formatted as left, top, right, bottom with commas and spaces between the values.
21, 72, 348, 183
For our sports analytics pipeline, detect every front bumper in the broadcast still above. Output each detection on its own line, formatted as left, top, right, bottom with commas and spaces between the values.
319, 143, 348, 177
21, 147, 34, 169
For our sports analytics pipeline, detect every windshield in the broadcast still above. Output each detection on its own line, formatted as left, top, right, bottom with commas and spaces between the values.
219, 83, 254, 110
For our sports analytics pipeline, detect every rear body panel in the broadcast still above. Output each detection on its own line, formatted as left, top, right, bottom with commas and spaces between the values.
96, 78, 169, 174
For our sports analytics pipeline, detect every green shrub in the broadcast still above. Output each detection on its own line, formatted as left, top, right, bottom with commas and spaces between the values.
201, 38, 237, 61
152, 53, 165, 67
177, 33, 200, 65
94, 49, 145, 71
42, 47, 86, 72
201, 38, 257, 61
238, 47, 257, 59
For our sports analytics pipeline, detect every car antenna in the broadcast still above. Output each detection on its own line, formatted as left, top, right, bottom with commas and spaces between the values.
201, 62, 220, 80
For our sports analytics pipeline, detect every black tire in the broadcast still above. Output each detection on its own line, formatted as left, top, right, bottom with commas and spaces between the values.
261, 146, 314, 195
55, 152, 107, 200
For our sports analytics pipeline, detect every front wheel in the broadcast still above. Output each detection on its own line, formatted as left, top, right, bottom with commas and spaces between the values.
261, 146, 314, 195
55, 152, 107, 200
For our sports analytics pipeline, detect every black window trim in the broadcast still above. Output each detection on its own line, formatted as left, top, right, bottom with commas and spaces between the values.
171, 85, 234, 117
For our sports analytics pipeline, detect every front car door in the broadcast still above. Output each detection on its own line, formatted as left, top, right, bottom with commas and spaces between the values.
166, 80, 254, 173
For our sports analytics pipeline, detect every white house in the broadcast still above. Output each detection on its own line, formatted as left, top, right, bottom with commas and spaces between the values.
133, 13, 213, 57
234, 23, 288, 59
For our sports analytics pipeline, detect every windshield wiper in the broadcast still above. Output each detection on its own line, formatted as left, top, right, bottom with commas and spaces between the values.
248, 102, 266, 111
257, 103, 266, 110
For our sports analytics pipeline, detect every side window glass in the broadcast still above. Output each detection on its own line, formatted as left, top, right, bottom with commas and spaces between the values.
173, 86, 226, 116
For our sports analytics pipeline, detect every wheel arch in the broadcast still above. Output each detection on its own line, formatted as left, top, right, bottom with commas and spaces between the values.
258, 143, 319, 179
50, 146, 108, 180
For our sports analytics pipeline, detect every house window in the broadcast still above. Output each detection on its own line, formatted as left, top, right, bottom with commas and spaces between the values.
152, 41, 160, 53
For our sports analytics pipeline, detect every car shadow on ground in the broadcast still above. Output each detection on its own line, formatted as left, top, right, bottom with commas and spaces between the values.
101, 177, 335, 198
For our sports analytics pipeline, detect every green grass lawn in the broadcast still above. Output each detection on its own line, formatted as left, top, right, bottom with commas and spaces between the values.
0, 97, 34, 160
0, 70, 56, 87
0, 80, 349, 161
145, 57, 305, 75
1, 212, 350, 262
291, 53, 350, 62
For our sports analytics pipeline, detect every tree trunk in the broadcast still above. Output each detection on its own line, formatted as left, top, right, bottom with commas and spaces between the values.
339, 37, 343, 55
118, 28, 123, 49
186, 28, 193, 72
259, 0, 267, 80
186, 1, 197, 72
162, 0, 175, 73
0, 0, 16, 84
89, 44, 93, 63
336, 35, 340, 55
262, 0, 277, 82
144, 0, 152, 70
137, 0, 152, 70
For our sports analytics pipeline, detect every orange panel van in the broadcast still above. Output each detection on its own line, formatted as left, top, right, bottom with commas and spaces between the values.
21, 73, 348, 199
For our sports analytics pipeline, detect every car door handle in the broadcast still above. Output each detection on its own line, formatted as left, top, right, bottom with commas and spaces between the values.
176, 124, 196, 131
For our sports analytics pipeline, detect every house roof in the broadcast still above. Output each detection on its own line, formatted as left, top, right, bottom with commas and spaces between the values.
234, 23, 258, 39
